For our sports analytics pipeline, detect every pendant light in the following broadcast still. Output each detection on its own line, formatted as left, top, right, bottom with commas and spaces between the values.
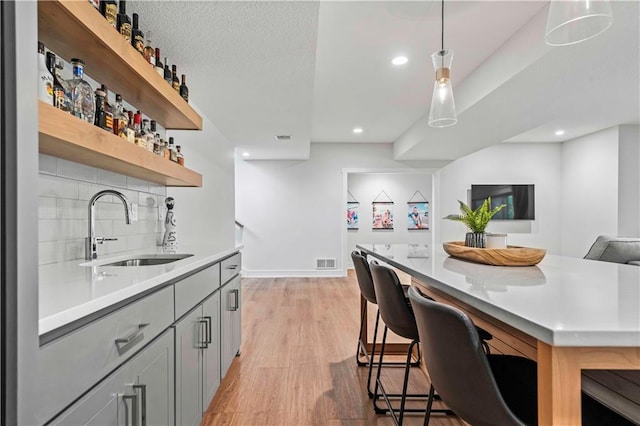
545, 0, 613, 46
428, 0, 457, 128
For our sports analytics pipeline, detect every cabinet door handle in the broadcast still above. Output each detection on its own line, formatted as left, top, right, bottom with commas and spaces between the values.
226, 264, 238, 270
229, 289, 239, 311
122, 392, 138, 426
204, 316, 212, 344
197, 319, 208, 349
133, 384, 147, 426
115, 323, 150, 355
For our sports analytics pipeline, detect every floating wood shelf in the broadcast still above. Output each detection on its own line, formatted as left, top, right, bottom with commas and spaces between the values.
39, 102, 202, 187
38, 0, 202, 130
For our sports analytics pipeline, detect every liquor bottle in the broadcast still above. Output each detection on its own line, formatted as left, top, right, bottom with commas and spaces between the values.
89, 0, 100, 11
46, 52, 71, 112
131, 13, 145, 55
94, 87, 107, 130
179, 74, 189, 102
133, 112, 144, 148
176, 145, 184, 166
143, 31, 155, 65
113, 94, 128, 138
100, 84, 114, 132
154, 49, 163, 77
163, 138, 171, 160
100, 0, 117, 29
68, 58, 95, 124
143, 119, 155, 152
150, 121, 161, 154
38, 42, 54, 105
125, 110, 136, 143
163, 59, 172, 85
171, 65, 180, 92
168, 137, 178, 162
117, 0, 132, 42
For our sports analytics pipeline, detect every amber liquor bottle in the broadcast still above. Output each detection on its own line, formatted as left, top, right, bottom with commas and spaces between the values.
117, 0, 132, 42
131, 13, 144, 55
179, 74, 189, 103
100, 0, 117, 29
143, 31, 155, 65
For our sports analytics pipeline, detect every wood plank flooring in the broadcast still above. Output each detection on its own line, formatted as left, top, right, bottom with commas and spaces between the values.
203, 275, 466, 426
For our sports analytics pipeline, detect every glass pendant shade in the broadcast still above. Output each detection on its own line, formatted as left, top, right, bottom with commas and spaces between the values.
545, 0, 613, 46
428, 49, 457, 128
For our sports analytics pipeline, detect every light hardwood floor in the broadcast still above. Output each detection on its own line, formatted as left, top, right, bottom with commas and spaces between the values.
203, 275, 466, 426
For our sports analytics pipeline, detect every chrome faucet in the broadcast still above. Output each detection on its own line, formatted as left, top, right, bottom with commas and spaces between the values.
85, 189, 133, 260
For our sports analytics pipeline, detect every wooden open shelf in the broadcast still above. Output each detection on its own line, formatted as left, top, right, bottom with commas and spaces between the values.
39, 102, 202, 187
38, 0, 202, 131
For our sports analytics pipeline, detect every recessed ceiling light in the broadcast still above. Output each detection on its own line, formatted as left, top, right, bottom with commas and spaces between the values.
555, 130, 565, 136
242, 152, 250, 157
353, 127, 363, 134
392, 56, 408, 66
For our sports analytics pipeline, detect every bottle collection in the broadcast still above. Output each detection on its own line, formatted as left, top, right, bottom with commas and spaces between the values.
37, 0, 191, 166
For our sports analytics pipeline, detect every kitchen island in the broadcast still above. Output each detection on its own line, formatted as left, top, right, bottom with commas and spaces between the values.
357, 243, 640, 425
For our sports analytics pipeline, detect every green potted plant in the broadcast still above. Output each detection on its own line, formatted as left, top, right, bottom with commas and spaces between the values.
444, 197, 506, 248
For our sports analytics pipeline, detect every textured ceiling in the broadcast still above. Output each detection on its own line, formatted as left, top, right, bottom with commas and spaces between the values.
128, 1, 639, 161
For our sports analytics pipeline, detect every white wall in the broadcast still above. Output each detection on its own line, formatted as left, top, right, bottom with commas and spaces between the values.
561, 127, 619, 257
618, 125, 640, 237
235, 143, 440, 276
168, 109, 236, 249
347, 173, 433, 267
436, 143, 563, 254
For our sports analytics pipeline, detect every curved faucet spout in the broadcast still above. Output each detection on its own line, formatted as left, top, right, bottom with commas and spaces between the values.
86, 189, 133, 260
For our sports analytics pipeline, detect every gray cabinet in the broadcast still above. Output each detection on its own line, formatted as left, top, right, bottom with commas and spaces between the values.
52, 329, 174, 426
221, 275, 241, 377
175, 291, 221, 426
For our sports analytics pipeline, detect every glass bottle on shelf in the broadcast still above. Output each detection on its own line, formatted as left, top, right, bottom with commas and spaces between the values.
100, 0, 117, 29
68, 58, 95, 124
100, 84, 114, 132
163, 138, 171, 160
176, 145, 184, 166
131, 13, 144, 55
180, 74, 189, 102
46, 52, 71, 112
89, 0, 100, 11
171, 65, 180, 91
168, 137, 178, 162
143, 31, 155, 65
154, 49, 163, 76
163, 59, 172, 85
143, 119, 155, 151
150, 120, 161, 154
117, 0, 132, 42
125, 110, 136, 143
94, 87, 107, 130
38, 42, 54, 105
133, 112, 144, 148
113, 94, 128, 138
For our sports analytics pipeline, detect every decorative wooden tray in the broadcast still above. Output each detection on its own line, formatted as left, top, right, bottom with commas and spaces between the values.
443, 242, 546, 266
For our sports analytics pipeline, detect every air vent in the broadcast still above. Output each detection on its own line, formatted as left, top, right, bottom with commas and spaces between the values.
315, 258, 336, 270
275, 135, 291, 141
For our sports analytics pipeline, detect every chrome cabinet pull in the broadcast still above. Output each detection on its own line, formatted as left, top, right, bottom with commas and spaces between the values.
229, 289, 239, 311
115, 323, 150, 355
133, 384, 147, 426
197, 319, 208, 349
122, 392, 138, 426
226, 264, 238, 270
204, 316, 212, 344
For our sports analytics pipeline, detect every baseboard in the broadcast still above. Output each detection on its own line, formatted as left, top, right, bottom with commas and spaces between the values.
241, 268, 347, 278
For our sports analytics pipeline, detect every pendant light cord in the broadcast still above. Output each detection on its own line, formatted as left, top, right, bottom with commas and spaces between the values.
441, 0, 444, 52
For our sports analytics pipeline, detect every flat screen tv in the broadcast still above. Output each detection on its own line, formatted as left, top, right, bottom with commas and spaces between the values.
471, 184, 535, 220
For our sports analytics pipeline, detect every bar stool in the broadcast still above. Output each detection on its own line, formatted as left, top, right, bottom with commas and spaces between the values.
351, 251, 419, 399
369, 261, 453, 425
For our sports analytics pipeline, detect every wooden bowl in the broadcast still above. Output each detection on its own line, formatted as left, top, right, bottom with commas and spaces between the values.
443, 241, 546, 266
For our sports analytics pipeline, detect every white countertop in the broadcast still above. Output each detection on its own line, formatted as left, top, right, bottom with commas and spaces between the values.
357, 243, 640, 347
39, 243, 242, 336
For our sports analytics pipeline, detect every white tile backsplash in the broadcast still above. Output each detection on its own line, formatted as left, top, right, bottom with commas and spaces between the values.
38, 160, 166, 265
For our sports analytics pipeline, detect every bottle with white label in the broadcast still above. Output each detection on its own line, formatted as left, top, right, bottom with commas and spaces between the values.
37, 42, 53, 105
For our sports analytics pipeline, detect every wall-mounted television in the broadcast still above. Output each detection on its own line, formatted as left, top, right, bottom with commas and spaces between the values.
471, 184, 535, 220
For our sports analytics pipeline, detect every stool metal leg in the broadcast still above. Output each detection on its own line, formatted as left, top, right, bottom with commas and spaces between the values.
356, 306, 369, 366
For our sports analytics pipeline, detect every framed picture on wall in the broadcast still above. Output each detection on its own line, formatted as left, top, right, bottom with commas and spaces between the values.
372, 202, 394, 230
347, 202, 359, 230
407, 202, 429, 230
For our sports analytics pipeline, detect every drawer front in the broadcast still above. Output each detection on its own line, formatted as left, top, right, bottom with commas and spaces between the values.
220, 252, 241, 285
175, 262, 221, 319
37, 285, 174, 425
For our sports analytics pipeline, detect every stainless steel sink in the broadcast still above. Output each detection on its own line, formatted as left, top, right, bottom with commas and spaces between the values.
101, 254, 194, 267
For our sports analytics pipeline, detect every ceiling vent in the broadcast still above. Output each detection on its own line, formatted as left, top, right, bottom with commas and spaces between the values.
275, 135, 291, 142
316, 258, 336, 270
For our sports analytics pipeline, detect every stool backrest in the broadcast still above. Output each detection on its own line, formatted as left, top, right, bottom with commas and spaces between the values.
370, 261, 418, 340
407, 286, 525, 426
351, 251, 377, 304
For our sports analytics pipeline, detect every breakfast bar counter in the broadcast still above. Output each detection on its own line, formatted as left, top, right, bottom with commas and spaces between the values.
357, 243, 640, 425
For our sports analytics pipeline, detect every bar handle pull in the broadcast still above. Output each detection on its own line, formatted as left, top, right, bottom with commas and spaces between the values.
229, 289, 239, 311
133, 384, 147, 426
122, 392, 138, 426
115, 323, 149, 355
197, 319, 208, 349
204, 316, 212, 344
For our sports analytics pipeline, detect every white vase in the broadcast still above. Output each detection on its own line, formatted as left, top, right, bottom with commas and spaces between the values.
486, 233, 507, 249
